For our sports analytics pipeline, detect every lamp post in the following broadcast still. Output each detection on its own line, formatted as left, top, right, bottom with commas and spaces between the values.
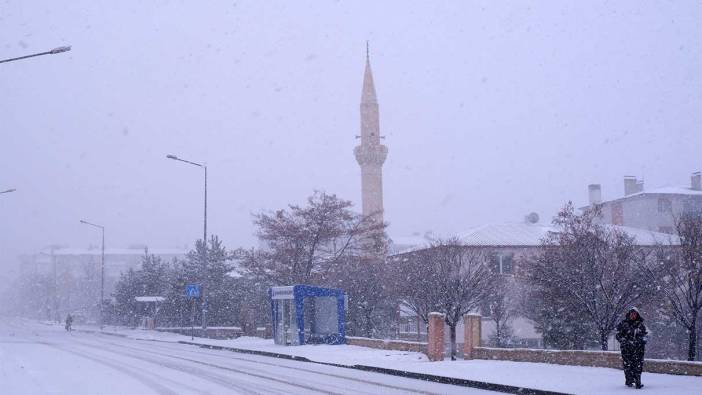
39, 247, 60, 322
166, 154, 208, 329
80, 219, 105, 330
1, 188, 16, 194
0, 46, 71, 64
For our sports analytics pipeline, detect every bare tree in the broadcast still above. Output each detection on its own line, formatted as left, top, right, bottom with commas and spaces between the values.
436, 240, 495, 360
526, 203, 650, 350
641, 212, 702, 361
235, 191, 385, 285
388, 246, 444, 335
393, 238, 495, 360
485, 275, 516, 347
330, 256, 396, 337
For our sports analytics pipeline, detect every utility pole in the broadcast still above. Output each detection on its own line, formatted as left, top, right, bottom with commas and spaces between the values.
52, 248, 58, 323
38, 246, 60, 322
80, 220, 105, 330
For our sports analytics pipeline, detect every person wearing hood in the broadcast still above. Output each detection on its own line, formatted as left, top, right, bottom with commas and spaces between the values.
615, 307, 648, 389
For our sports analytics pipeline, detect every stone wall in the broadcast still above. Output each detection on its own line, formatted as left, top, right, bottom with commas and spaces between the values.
472, 347, 622, 369
645, 359, 702, 376
346, 336, 426, 353
471, 347, 702, 376
464, 314, 702, 376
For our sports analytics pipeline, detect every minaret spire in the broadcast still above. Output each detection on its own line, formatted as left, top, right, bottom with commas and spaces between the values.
361, 42, 377, 105
354, 43, 388, 232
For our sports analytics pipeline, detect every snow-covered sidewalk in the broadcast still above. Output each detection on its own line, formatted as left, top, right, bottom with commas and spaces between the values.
74, 324, 702, 395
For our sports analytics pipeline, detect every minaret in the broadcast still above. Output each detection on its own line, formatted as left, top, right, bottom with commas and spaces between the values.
354, 43, 388, 225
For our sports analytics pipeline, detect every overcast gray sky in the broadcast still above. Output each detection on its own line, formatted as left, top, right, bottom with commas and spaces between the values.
1, 1, 701, 277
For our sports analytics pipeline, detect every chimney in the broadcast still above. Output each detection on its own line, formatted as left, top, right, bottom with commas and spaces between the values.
588, 184, 602, 205
692, 172, 701, 191
624, 176, 644, 196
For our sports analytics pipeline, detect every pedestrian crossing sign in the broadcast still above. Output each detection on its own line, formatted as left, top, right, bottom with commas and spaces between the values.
185, 283, 200, 298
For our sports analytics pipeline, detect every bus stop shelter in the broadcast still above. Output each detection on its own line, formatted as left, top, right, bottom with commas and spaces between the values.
135, 296, 165, 329
269, 285, 345, 346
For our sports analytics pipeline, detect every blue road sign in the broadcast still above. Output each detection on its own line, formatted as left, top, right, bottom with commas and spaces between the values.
185, 283, 201, 298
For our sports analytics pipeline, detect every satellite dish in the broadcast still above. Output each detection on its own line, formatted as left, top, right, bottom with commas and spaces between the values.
525, 212, 539, 224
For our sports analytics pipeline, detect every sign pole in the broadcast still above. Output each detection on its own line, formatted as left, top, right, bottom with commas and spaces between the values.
191, 298, 195, 340
185, 283, 200, 340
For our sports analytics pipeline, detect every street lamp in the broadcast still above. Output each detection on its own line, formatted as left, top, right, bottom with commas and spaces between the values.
80, 219, 105, 330
0, 46, 71, 64
1, 188, 16, 194
166, 154, 208, 329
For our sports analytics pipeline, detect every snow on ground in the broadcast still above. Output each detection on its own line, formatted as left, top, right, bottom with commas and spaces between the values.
3, 319, 489, 395
0, 334, 157, 394
79, 324, 702, 395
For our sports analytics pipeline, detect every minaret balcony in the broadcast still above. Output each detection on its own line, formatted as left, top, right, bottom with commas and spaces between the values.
354, 144, 388, 166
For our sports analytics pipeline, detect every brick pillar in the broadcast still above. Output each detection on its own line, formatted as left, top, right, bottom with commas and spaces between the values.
463, 314, 481, 359
427, 312, 445, 361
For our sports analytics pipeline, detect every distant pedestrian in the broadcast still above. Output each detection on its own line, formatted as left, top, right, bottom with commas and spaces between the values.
65, 314, 73, 332
616, 307, 648, 389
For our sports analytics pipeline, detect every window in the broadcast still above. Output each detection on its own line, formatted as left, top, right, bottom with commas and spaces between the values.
501, 254, 514, 274
683, 199, 702, 215
490, 253, 514, 275
480, 300, 492, 318
658, 198, 672, 213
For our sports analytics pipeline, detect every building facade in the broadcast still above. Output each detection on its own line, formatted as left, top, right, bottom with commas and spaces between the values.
391, 220, 674, 351
585, 172, 702, 234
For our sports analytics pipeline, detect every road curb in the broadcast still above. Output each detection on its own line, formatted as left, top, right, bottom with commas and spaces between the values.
73, 328, 128, 338
177, 341, 313, 363
176, 340, 570, 395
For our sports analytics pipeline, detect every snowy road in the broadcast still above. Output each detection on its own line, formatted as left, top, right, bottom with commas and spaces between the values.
0, 320, 492, 395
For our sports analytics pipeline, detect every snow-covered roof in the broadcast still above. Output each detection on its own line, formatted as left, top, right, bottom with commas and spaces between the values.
628, 185, 702, 197
47, 248, 187, 256
388, 233, 436, 254
603, 225, 679, 246
399, 302, 417, 317
589, 185, 702, 208
135, 296, 165, 302
390, 222, 677, 255
459, 223, 554, 247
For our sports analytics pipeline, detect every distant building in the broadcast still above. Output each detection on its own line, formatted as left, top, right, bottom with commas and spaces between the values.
22, 246, 186, 281
584, 172, 702, 234
20, 246, 187, 321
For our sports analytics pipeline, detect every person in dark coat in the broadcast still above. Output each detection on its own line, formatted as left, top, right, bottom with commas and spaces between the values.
65, 314, 73, 332
615, 307, 648, 389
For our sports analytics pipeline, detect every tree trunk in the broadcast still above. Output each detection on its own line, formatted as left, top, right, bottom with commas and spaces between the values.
365, 308, 373, 338
449, 323, 457, 361
600, 329, 609, 351
495, 319, 502, 347
689, 321, 697, 361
